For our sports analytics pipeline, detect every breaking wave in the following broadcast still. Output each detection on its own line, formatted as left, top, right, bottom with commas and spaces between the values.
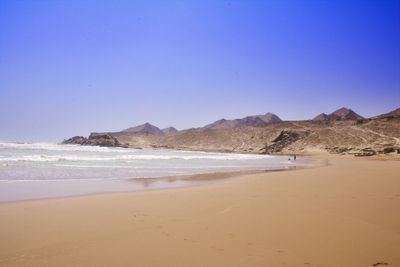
0, 140, 299, 182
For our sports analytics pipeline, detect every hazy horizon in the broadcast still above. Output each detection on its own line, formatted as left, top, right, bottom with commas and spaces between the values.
1, 0, 399, 142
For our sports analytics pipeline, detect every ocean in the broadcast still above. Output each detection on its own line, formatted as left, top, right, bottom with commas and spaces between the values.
0, 141, 304, 202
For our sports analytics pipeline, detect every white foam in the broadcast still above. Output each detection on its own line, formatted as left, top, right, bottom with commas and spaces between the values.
0, 141, 134, 153
0, 140, 303, 183
0, 152, 271, 163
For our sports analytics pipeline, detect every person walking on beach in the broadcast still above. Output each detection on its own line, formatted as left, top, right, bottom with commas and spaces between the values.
294, 154, 296, 161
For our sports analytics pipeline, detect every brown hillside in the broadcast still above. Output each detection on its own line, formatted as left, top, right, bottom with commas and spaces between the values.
373, 107, 400, 119
110, 117, 400, 155
64, 108, 400, 156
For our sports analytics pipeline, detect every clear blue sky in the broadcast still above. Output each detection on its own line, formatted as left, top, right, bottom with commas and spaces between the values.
1, 0, 399, 142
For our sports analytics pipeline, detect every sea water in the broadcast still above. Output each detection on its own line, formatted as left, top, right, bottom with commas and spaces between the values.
0, 141, 304, 202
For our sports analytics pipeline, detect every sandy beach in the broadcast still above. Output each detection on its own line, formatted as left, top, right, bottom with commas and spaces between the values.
0, 155, 399, 267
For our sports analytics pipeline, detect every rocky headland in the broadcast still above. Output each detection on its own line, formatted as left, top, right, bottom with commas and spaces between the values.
63, 134, 126, 147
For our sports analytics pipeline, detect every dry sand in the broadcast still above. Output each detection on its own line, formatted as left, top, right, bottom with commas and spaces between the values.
0, 155, 399, 267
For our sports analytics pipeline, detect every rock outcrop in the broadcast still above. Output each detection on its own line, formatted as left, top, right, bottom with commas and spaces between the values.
62, 136, 91, 145
264, 130, 308, 153
63, 134, 124, 147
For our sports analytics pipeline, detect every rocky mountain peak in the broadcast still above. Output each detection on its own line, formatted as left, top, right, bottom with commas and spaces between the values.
162, 127, 178, 134
313, 108, 363, 121
122, 123, 164, 135
201, 112, 281, 130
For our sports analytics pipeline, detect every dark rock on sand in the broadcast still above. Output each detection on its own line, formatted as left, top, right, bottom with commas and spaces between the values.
354, 148, 377, 157
383, 147, 396, 154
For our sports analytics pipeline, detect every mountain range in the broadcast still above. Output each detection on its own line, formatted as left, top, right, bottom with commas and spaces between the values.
200, 112, 282, 130
90, 108, 363, 136
63, 107, 400, 156
102, 112, 283, 136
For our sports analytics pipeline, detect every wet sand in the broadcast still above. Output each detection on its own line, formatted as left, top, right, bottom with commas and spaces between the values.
0, 164, 305, 203
0, 155, 399, 266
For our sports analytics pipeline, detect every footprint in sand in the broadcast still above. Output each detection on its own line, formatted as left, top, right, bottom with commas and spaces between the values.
372, 263, 389, 266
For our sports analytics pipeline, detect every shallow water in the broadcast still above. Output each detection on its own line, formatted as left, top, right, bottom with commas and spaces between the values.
0, 141, 305, 202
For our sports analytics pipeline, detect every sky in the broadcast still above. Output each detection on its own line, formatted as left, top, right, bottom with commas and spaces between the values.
0, 0, 399, 142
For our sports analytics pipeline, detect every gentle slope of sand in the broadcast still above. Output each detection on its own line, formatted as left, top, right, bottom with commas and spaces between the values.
0, 155, 399, 266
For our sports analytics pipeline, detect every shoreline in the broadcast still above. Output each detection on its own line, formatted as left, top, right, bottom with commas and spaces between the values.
0, 156, 312, 204
0, 142, 309, 203
0, 154, 399, 266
